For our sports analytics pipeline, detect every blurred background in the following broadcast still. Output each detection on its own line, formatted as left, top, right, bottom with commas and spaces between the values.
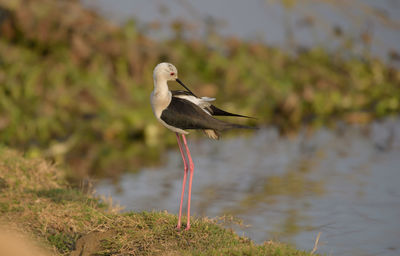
0, 0, 399, 255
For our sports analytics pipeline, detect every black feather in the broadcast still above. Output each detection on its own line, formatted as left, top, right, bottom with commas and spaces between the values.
161, 97, 254, 131
171, 90, 255, 119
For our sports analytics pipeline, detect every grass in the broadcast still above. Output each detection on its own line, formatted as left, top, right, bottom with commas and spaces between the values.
0, 147, 314, 255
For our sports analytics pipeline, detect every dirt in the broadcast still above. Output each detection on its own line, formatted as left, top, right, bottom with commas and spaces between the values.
70, 230, 117, 256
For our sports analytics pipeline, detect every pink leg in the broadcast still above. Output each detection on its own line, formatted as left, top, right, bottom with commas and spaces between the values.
176, 133, 188, 230
181, 134, 194, 230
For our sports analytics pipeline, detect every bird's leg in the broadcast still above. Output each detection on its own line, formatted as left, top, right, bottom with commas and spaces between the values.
176, 133, 188, 230
181, 134, 194, 230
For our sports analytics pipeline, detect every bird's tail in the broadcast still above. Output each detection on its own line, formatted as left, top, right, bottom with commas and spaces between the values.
210, 105, 256, 119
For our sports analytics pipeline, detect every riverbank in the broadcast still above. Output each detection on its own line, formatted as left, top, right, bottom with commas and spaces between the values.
0, 147, 312, 255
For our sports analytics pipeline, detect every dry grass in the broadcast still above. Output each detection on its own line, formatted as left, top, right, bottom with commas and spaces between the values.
0, 147, 313, 255
311, 232, 322, 255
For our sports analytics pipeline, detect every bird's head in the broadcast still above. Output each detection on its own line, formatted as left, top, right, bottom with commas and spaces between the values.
153, 62, 178, 82
153, 62, 197, 96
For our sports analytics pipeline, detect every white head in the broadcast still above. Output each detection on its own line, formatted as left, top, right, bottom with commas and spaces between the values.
153, 62, 178, 82
152, 62, 196, 95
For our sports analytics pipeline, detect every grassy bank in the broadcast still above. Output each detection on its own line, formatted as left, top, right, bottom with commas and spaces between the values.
0, 0, 399, 178
0, 147, 312, 255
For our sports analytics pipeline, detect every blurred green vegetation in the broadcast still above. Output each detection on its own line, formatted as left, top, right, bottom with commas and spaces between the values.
0, 0, 399, 178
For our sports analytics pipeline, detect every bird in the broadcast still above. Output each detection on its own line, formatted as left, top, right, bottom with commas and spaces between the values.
151, 62, 256, 230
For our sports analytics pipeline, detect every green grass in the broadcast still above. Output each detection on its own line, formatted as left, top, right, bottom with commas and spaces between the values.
0, 147, 314, 255
0, 0, 398, 179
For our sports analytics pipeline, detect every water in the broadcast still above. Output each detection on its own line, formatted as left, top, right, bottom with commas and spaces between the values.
82, 0, 400, 63
96, 118, 400, 255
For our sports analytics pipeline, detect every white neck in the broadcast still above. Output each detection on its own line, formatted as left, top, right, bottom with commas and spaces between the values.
151, 77, 172, 119
153, 77, 169, 96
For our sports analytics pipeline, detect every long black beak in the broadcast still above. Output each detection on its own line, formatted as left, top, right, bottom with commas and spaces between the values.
176, 78, 197, 97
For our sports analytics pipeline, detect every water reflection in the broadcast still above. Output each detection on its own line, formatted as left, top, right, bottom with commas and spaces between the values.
96, 118, 400, 255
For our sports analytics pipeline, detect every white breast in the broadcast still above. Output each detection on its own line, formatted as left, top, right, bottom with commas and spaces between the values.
151, 90, 171, 118
151, 90, 189, 134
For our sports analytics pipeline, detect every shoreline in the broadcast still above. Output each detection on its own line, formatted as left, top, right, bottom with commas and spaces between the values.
0, 147, 313, 255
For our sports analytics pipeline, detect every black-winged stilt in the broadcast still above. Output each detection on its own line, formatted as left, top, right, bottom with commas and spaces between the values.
151, 62, 255, 230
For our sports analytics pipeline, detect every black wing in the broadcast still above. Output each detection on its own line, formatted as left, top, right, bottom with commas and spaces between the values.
171, 90, 254, 119
160, 97, 243, 131
171, 90, 193, 97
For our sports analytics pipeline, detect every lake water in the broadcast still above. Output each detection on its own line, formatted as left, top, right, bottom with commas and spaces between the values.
96, 117, 400, 255
82, 0, 400, 63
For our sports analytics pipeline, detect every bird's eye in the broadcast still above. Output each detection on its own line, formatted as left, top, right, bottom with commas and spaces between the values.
170, 72, 175, 76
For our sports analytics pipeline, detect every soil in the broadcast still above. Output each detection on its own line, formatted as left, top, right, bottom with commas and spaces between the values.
70, 230, 117, 256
